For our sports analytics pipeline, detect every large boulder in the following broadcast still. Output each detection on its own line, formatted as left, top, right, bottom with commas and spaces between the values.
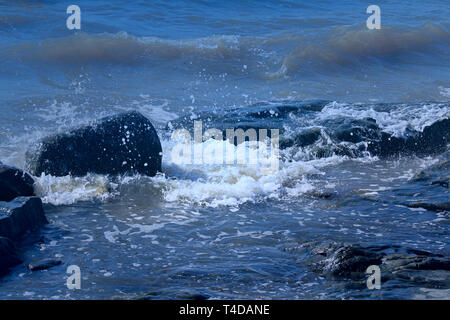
0, 197, 48, 240
0, 236, 22, 276
0, 164, 35, 202
26, 111, 162, 177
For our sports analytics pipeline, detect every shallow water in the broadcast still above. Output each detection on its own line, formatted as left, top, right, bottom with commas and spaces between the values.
0, 0, 449, 299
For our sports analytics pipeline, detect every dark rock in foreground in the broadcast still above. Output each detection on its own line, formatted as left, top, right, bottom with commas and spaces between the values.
0, 164, 35, 202
0, 236, 22, 276
28, 258, 62, 271
0, 197, 48, 240
26, 111, 162, 177
288, 241, 450, 288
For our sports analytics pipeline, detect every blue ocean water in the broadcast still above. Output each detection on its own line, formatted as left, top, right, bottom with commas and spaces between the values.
0, 1, 449, 299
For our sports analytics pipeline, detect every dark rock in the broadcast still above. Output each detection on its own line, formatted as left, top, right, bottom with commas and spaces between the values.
0, 197, 48, 240
333, 118, 380, 144
169, 100, 330, 144
280, 128, 322, 149
0, 164, 35, 202
382, 254, 450, 271
0, 236, 22, 276
307, 190, 336, 199
431, 180, 449, 188
390, 270, 450, 289
406, 202, 450, 212
311, 243, 384, 279
410, 159, 449, 189
26, 111, 162, 177
28, 258, 62, 271
138, 292, 209, 301
169, 101, 449, 159
327, 117, 449, 158
296, 241, 450, 288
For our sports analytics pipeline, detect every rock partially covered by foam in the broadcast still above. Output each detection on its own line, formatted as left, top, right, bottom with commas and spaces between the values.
26, 111, 162, 177
0, 164, 35, 202
0, 197, 48, 240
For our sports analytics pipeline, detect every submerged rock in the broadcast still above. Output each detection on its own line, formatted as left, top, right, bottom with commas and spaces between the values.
0, 197, 48, 240
0, 236, 22, 276
0, 164, 35, 202
26, 111, 162, 177
28, 258, 62, 271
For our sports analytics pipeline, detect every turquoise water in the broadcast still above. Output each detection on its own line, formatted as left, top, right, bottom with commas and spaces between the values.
0, 1, 449, 299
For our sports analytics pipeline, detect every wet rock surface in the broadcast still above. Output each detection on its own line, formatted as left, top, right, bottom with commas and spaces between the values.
0, 197, 48, 240
169, 101, 449, 159
0, 164, 35, 202
287, 242, 450, 289
410, 159, 449, 189
401, 156, 450, 213
367, 118, 450, 157
0, 171, 48, 277
406, 202, 450, 212
0, 236, 22, 276
111, 290, 209, 300
26, 111, 162, 177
